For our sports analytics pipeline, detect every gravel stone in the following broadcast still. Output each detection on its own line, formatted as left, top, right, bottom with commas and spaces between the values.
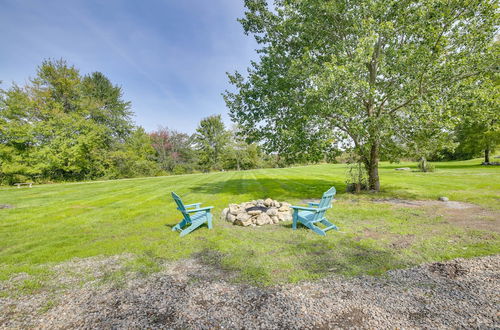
1, 255, 498, 329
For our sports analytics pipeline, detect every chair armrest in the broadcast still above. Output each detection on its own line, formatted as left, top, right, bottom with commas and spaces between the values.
186, 206, 213, 213
185, 203, 202, 209
291, 205, 331, 212
308, 202, 320, 207
291, 205, 318, 212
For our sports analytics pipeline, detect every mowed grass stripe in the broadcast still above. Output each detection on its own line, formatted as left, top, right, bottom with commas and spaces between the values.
0, 159, 498, 285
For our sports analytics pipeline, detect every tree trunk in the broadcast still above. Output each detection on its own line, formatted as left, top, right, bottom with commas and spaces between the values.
485, 148, 490, 163
420, 156, 428, 172
365, 142, 380, 191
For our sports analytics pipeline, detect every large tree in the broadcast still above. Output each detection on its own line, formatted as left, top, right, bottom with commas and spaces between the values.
0, 59, 154, 183
224, 0, 497, 190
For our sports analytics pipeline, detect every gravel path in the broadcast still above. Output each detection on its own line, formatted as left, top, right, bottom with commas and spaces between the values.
1, 255, 499, 329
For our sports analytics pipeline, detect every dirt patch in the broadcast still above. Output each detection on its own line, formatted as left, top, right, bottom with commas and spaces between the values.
440, 207, 500, 233
0, 204, 13, 209
354, 229, 414, 249
391, 235, 415, 249
372, 198, 423, 207
372, 198, 476, 209
354, 229, 385, 241
429, 261, 468, 279
371, 199, 500, 233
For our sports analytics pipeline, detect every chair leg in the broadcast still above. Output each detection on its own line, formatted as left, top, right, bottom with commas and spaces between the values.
207, 214, 213, 229
180, 225, 195, 237
320, 219, 338, 231
172, 219, 187, 232
180, 221, 201, 237
292, 211, 298, 230
180, 219, 208, 237
305, 222, 326, 236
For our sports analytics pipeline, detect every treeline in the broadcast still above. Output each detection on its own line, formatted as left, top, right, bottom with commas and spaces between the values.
0, 60, 277, 185
1, 60, 496, 185
149, 116, 280, 175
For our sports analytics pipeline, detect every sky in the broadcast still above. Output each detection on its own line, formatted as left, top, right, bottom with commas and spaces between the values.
0, 0, 258, 133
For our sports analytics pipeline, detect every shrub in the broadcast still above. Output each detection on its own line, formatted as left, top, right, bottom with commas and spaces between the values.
418, 157, 435, 172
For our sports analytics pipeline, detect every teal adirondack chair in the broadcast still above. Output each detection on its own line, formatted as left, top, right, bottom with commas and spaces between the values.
291, 187, 338, 236
171, 192, 213, 237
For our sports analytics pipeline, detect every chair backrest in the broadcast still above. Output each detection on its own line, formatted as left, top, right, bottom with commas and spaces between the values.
171, 192, 191, 223
313, 186, 336, 221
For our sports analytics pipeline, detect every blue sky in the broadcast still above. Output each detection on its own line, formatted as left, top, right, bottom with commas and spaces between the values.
0, 0, 257, 133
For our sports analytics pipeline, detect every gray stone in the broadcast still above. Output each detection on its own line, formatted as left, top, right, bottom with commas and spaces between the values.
226, 200, 293, 226
395, 167, 411, 171
278, 205, 290, 212
229, 204, 240, 215
278, 212, 292, 222
438, 196, 449, 202
235, 213, 253, 226
256, 213, 271, 226
237, 212, 251, 222
226, 213, 236, 223
266, 208, 278, 216
221, 208, 229, 220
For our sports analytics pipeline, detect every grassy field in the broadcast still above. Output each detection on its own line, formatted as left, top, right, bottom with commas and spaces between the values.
0, 158, 499, 288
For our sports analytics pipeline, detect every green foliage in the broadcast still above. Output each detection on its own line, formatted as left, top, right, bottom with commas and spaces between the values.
0, 59, 159, 184
80, 71, 133, 141
222, 126, 263, 170
451, 56, 500, 162
346, 161, 369, 193
193, 115, 230, 171
106, 127, 161, 179
418, 158, 435, 172
225, 0, 498, 191
149, 126, 197, 173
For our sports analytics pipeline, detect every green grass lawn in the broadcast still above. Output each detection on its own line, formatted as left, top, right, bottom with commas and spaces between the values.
0, 158, 499, 287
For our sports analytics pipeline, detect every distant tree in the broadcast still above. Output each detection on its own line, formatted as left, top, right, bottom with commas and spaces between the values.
452, 56, 500, 163
0, 59, 145, 183
149, 126, 197, 173
223, 126, 262, 170
193, 115, 230, 171
396, 102, 456, 170
225, 0, 497, 191
81, 72, 133, 142
107, 127, 160, 178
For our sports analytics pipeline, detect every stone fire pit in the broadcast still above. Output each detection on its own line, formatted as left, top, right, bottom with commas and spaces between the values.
221, 198, 293, 226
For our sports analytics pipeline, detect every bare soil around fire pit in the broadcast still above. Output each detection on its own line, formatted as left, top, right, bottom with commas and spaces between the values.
370, 198, 500, 233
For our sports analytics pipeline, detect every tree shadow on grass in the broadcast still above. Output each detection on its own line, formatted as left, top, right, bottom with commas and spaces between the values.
187, 177, 431, 203
187, 178, 346, 201
434, 163, 486, 169
190, 223, 410, 285
287, 235, 410, 277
